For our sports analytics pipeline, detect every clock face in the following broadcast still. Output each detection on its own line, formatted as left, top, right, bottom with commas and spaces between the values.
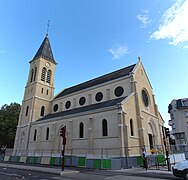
33, 62, 36, 66
45, 62, 50, 67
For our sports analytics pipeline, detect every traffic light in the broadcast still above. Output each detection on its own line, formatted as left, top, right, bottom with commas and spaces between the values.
165, 127, 170, 137
60, 126, 66, 138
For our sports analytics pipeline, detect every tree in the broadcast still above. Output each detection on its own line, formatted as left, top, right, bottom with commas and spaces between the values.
0, 103, 21, 148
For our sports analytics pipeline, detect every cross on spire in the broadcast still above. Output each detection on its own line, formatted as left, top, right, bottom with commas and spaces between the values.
46, 20, 50, 36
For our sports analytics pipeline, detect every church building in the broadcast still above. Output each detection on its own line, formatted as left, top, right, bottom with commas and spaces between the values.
13, 34, 164, 167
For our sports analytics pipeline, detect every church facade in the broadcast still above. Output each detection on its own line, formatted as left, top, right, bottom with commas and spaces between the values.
13, 35, 164, 166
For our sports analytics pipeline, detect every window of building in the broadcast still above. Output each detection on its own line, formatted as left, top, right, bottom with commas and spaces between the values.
79, 97, 86, 106
114, 86, 124, 97
33, 129, 37, 141
46, 89, 49, 95
46, 70, 52, 83
130, 119, 134, 136
79, 122, 84, 138
30, 69, 34, 83
65, 101, 71, 109
34, 67, 37, 81
95, 92, 103, 102
185, 111, 188, 117
41, 88, 44, 94
25, 106, 29, 116
46, 127, 49, 140
40, 106, 45, 116
182, 99, 188, 106
102, 119, 108, 136
41, 67, 47, 82
142, 89, 149, 107
53, 104, 58, 112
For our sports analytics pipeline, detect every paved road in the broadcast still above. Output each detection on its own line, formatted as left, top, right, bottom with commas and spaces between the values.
0, 165, 179, 180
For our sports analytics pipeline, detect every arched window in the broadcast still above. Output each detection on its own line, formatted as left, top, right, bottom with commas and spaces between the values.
130, 119, 134, 136
40, 106, 45, 116
30, 69, 34, 83
25, 106, 29, 116
79, 122, 84, 138
41, 67, 47, 82
46, 70, 52, 83
34, 67, 37, 81
102, 119, 108, 136
33, 129, 37, 141
46, 127, 49, 140
41, 88, 44, 94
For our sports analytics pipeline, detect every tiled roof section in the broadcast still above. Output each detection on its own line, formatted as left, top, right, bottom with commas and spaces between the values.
32, 35, 56, 64
36, 96, 125, 122
55, 64, 136, 99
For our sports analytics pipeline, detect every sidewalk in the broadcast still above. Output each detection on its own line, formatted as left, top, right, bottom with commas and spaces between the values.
110, 166, 173, 175
0, 161, 173, 176
0, 162, 79, 175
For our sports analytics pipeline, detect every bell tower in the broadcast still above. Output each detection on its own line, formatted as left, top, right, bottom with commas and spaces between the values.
14, 34, 57, 152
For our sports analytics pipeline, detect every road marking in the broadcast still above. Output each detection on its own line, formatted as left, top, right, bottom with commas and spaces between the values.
51, 177, 73, 180
32, 175, 39, 178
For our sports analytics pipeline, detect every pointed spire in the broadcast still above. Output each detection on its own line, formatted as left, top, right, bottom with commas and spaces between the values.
32, 34, 57, 64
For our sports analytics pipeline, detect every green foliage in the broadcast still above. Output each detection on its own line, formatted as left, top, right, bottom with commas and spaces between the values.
0, 103, 21, 148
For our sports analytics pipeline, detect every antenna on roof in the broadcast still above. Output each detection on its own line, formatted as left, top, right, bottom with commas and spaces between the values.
46, 20, 50, 36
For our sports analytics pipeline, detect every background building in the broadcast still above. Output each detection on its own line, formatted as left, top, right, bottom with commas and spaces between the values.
168, 98, 188, 145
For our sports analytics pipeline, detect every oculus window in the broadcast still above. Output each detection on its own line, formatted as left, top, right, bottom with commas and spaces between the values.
79, 97, 86, 106
65, 101, 71, 109
95, 92, 103, 102
53, 104, 58, 112
114, 86, 124, 97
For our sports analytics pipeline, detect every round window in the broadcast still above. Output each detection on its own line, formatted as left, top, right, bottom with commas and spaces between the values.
79, 97, 86, 106
65, 101, 71, 109
53, 104, 58, 112
95, 92, 103, 102
114, 86, 124, 97
142, 89, 149, 107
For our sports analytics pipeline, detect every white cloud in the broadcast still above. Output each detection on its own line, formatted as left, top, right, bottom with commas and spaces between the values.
136, 9, 150, 28
108, 44, 129, 59
183, 45, 188, 49
150, 0, 188, 46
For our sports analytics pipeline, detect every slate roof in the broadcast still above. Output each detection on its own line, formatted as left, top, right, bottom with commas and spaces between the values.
32, 34, 56, 64
36, 96, 126, 122
55, 64, 136, 99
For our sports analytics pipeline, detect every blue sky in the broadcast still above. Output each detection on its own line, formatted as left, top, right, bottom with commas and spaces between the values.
0, 0, 188, 127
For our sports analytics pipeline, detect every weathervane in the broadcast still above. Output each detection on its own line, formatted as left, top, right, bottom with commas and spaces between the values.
46, 20, 50, 35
